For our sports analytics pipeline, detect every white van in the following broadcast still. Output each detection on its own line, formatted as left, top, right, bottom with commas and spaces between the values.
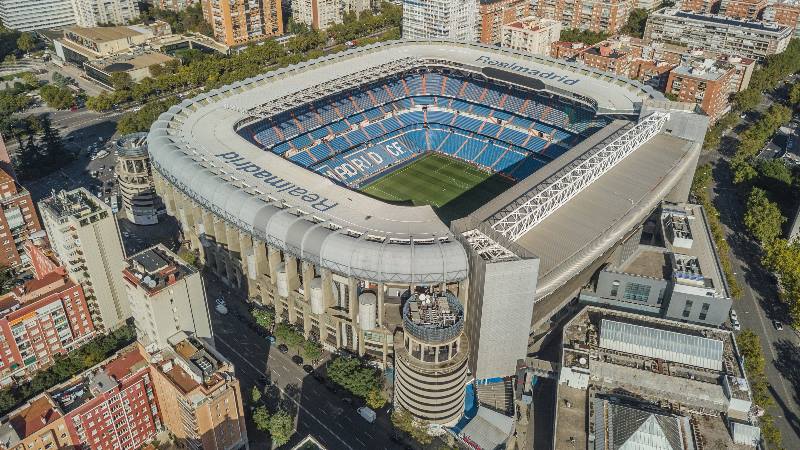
357, 407, 376, 423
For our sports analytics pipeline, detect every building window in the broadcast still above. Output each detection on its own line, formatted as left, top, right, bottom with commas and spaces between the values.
622, 282, 651, 302
699, 302, 710, 321
682, 300, 693, 318
610, 280, 620, 297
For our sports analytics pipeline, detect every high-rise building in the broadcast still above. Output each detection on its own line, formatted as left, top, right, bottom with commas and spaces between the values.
764, 0, 800, 37
666, 59, 736, 123
291, 0, 371, 30
718, 0, 766, 19
478, 0, 529, 45
0, 169, 42, 269
146, 334, 248, 450
402, 0, 479, 41
39, 189, 130, 331
643, 8, 793, 60
393, 290, 468, 427
500, 16, 562, 56
0, 269, 95, 385
678, 0, 720, 14
70, 0, 140, 27
0, 0, 76, 31
201, 0, 283, 47
122, 245, 212, 352
533, 0, 634, 34
114, 133, 161, 226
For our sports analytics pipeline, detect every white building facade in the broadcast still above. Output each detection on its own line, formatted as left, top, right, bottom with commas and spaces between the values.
0, 0, 76, 31
402, 0, 479, 41
70, 0, 140, 27
500, 16, 561, 56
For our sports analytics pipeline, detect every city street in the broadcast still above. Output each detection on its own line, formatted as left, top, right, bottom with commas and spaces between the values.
700, 85, 800, 448
202, 278, 405, 450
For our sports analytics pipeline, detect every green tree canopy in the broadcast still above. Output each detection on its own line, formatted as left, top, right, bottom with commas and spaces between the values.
743, 187, 785, 244
302, 339, 322, 362
621, 9, 648, 38
326, 356, 381, 398
558, 28, 608, 45
267, 409, 295, 446
252, 405, 270, 432
251, 308, 275, 330
391, 408, 432, 445
39, 84, 75, 110
15, 33, 36, 53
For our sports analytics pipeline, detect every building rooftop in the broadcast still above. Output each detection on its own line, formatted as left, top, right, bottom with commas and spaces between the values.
504, 16, 561, 32
64, 25, 143, 44
50, 347, 147, 413
660, 8, 791, 33
41, 188, 108, 222
672, 58, 732, 81
154, 335, 230, 397
122, 244, 196, 296
88, 51, 175, 73
0, 396, 62, 447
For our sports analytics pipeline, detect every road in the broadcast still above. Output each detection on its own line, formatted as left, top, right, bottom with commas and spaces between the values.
203, 278, 404, 450
702, 85, 800, 449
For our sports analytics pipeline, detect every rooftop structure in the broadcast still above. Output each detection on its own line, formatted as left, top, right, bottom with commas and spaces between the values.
0, 167, 41, 268
84, 51, 176, 87
402, 0, 479, 41
556, 306, 758, 450
500, 16, 562, 57
533, 0, 634, 33
54, 21, 172, 65
0, 396, 69, 450
115, 133, 161, 225
479, 0, 531, 45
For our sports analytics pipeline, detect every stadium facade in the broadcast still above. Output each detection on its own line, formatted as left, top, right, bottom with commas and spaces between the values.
147, 40, 708, 427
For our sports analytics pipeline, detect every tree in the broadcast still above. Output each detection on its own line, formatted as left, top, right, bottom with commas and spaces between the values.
39, 84, 75, 110
252, 406, 270, 432
302, 340, 322, 362
250, 385, 262, 403
391, 408, 432, 445
621, 9, 648, 38
791, 81, 800, 107
558, 28, 608, 45
110, 72, 133, 91
274, 322, 304, 351
743, 187, 785, 245
366, 389, 386, 409
267, 409, 295, 446
756, 158, 792, 188
16, 32, 36, 53
0, 266, 15, 295
251, 308, 275, 330
326, 356, 381, 398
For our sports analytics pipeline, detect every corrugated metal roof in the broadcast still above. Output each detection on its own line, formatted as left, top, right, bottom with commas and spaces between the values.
599, 319, 723, 371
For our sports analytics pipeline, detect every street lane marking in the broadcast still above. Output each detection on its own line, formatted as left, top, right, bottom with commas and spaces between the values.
216, 337, 355, 450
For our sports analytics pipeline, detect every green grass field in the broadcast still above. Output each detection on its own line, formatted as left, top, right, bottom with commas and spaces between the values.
360, 153, 514, 223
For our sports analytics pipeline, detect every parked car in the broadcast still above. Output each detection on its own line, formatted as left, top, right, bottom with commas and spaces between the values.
291, 355, 303, 365
215, 304, 228, 315
773, 320, 784, 331
266, 335, 276, 344
302, 364, 314, 373
729, 309, 738, 322
215, 297, 226, 307
357, 407, 376, 423
278, 344, 289, 354
732, 319, 741, 331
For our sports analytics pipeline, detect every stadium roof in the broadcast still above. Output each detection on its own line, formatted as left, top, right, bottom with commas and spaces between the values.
599, 319, 723, 371
148, 40, 690, 286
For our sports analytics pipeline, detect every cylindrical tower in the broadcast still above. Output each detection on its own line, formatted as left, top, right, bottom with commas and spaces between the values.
115, 133, 160, 225
394, 290, 468, 427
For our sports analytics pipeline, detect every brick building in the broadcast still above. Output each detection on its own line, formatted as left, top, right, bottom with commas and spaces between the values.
500, 16, 561, 56
479, 0, 530, 45
666, 57, 736, 123
533, 0, 633, 33
580, 41, 634, 75
0, 169, 41, 268
201, 0, 283, 46
719, 0, 766, 19
0, 396, 72, 450
0, 270, 95, 385
52, 347, 162, 450
679, 0, 721, 13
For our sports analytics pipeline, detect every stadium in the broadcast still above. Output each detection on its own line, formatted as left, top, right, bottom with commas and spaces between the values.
147, 41, 707, 428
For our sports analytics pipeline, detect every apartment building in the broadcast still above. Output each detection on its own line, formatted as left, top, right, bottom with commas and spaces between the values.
533, 0, 634, 34
581, 41, 634, 76
666, 58, 736, 122
643, 8, 792, 60
52, 347, 162, 449
500, 16, 561, 56
0, 169, 41, 269
291, 0, 371, 30
122, 245, 212, 352
147, 335, 247, 450
70, 0, 140, 27
201, 0, 283, 46
478, 0, 529, 45
0, 270, 95, 385
718, 0, 765, 19
0, 396, 72, 450
402, 0, 479, 41
0, 0, 75, 31
678, 0, 720, 13
764, 0, 800, 36
39, 189, 129, 331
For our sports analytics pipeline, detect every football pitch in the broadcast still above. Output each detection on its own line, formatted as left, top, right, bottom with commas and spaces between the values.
360, 153, 515, 223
